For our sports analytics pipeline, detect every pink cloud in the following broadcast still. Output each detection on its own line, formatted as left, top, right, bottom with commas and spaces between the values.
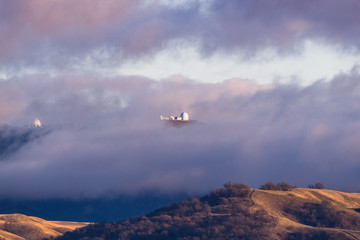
1, 0, 360, 70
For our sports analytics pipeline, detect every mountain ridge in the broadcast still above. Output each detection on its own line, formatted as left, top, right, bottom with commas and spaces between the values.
56, 186, 360, 240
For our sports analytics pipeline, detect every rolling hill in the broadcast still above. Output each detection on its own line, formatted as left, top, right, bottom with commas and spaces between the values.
0, 214, 88, 240
56, 184, 360, 240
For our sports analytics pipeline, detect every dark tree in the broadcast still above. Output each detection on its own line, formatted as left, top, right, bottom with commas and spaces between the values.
210, 182, 251, 198
223, 182, 251, 198
260, 181, 277, 190
276, 182, 296, 191
308, 183, 325, 189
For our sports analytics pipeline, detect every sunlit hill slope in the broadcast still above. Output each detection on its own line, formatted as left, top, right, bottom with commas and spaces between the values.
0, 214, 88, 240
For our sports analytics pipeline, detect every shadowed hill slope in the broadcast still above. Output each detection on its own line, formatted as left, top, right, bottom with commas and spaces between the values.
56, 185, 360, 240
0, 214, 88, 240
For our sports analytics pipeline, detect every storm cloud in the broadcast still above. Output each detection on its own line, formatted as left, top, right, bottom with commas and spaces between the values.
0, 66, 360, 199
1, 0, 360, 71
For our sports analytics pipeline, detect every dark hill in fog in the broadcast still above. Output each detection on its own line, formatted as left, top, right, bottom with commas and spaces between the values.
56, 183, 360, 240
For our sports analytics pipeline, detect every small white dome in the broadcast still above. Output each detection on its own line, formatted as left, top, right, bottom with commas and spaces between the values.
180, 112, 189, 121
34, 118, 42, 127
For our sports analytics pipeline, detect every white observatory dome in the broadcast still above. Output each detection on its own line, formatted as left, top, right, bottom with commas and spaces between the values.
180, 112, 189, 121
34, 118, 42, 128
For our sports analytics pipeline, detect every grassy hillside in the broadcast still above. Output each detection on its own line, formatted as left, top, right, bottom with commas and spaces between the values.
252, 188, 360, 239
0, 214, 88, 240
56, 184, 360, 240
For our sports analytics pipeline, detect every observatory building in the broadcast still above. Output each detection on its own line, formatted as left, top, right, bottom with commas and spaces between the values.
160, 112, 194, 127
180, 112, 189, 121
34, 118, 42, 128
160, 112, 190, 121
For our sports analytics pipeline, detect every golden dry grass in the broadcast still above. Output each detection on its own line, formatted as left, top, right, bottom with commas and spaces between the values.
251, 188, 360, 238
0, 214, 89, 240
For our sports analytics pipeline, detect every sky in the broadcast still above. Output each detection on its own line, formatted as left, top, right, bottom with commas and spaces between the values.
1, 0, 360, 199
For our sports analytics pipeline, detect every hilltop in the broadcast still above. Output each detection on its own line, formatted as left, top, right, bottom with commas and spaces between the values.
0, 213, 88, 240
56, 183, 360, 240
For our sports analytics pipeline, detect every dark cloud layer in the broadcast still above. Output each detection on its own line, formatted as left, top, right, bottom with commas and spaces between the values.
1, 67, 360, 199
1, 0, 360, 70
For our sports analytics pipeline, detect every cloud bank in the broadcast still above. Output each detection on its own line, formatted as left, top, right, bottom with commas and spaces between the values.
1, 66, 360, 199
1, 0, 360, 199
1, 0, 360, 72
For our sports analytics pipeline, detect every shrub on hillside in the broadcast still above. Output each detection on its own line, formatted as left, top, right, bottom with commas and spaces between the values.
210, 182, 251, 198
308, 183, 325, 189
276, 182, 297, 191
260, 181, 277, 190
259, 181, 297, 191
